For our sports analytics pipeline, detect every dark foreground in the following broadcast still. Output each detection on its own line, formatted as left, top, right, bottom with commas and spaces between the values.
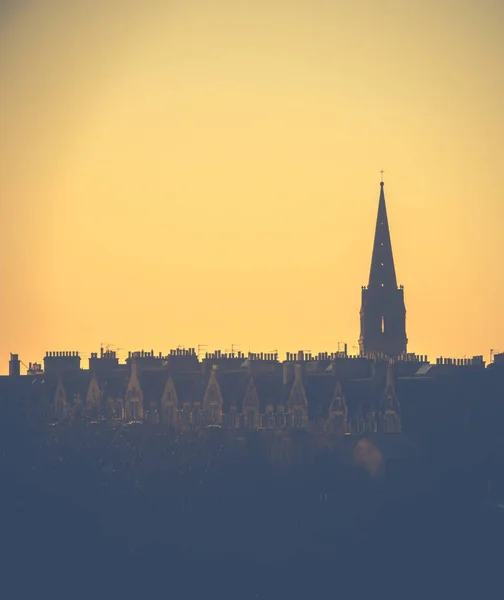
1, 423, 503, 600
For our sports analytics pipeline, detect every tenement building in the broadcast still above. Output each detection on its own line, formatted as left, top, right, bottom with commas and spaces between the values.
1, 182, 502, 434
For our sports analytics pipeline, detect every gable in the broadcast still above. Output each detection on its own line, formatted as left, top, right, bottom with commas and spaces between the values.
242, 378, 260, 410
203, 370, 223, 406
86, 375, 102, 406
55, 379, 66, 404
161, 376, 179, 407
125, 363, 143, 402
330, 381, 347, 413
381, 384, 400, 413
288, 377, 307, 408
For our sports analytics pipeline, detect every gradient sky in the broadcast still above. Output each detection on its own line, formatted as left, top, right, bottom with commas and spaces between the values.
1, 0, 503, 372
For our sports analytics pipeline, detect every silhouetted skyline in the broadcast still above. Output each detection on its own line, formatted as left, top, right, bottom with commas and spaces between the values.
1, 1, 503, 373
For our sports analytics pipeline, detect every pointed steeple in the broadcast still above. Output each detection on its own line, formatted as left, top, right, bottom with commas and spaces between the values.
368, 181, 398, 290
359, 178, 407, 358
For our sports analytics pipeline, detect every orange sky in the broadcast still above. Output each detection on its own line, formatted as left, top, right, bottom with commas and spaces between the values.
1, 0, 503, 373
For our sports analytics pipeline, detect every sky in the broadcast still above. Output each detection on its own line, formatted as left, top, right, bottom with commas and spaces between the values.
0, 0, 503, 372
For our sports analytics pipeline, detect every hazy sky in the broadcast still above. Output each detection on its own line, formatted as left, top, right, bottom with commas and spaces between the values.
1, 0, 503, 372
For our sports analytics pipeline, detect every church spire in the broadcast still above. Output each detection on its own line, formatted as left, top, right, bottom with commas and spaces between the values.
368, 181, 398, 290
359, 178, 407, 358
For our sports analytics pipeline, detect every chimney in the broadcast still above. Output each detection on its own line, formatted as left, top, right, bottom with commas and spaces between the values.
130, 357, 138, 380
9, 353, 20, 377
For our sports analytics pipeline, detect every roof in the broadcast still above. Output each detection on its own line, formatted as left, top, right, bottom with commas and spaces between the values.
101, 371, 128, 399
214, 370, 250, 411
340, 378, 376, 418
368, 181, 398, 290
415, 364, 433, 376
139, 370, 169, 407
304, 374, 337, 419
44, 370, 92, 402
0, 375, 47, 421
172, 372, 207, 404
253, 372, 290, 410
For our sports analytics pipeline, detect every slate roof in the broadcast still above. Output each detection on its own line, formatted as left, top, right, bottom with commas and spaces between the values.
395, 361, 429, 378
415, 364, 433, 376
44, 370, 92, 403
304, 374, 337, 419
252, 372, 290, 410
339, 378, 376, 421
368, 181, 398, 289
100, 370, 129, 400
214, 370, 250, 412
0, 375, 47, 421
172, 372, 207, 404
139, 369, 170, 407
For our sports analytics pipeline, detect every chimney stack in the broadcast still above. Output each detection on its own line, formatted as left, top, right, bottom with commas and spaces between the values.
9, 353, 20, 377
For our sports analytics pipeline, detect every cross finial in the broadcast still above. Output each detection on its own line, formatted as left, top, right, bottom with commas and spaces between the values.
380, 169, 385, 182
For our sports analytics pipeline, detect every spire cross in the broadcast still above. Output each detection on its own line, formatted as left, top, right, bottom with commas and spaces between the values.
380, 169, 385, 182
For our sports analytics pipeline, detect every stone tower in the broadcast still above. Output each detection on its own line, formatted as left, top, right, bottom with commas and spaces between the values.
359, 180, 407, 357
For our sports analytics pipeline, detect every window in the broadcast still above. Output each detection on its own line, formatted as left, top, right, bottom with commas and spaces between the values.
246, 409, 256, 429
165, 405, 175, 424
193, 404, 202, 425
294, 409, 303, 428
334, 415, 344, 435
182, 403, 190, 425
130, 401, 139, 420
381, 316, 385, 333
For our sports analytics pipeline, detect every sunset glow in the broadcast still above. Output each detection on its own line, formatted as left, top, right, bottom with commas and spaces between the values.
1, 0, 503, 372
